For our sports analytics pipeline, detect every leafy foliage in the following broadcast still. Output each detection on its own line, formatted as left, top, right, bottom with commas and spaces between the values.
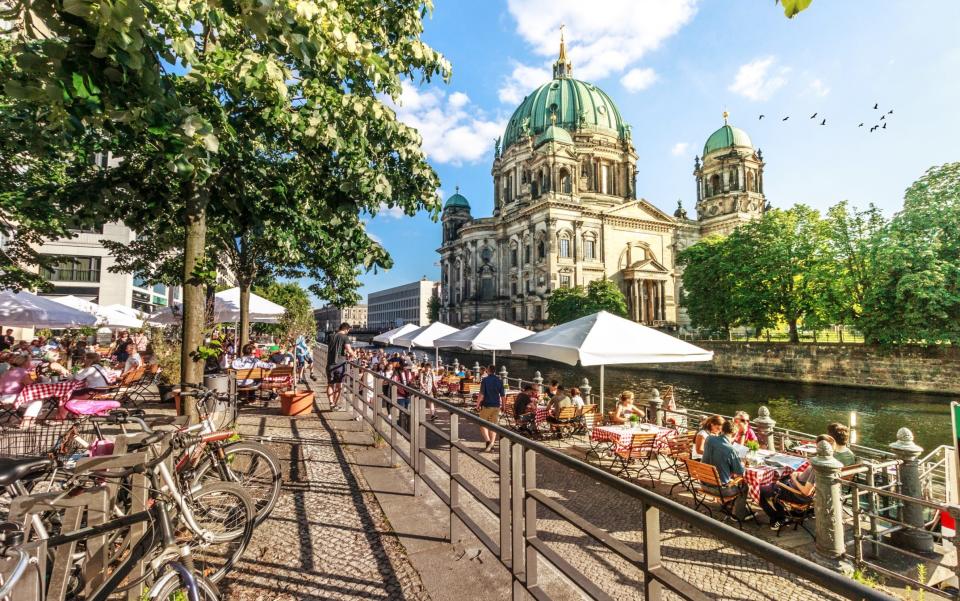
778, 0, 814, 18
547, 279, 627, 324
252, 281, 317, 343
677, 236, 742, 336
427, 294, 440, 323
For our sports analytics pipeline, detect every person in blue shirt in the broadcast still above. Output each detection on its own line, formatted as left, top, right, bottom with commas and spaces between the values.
701, 419, 749, 519
476, 365, 505, 453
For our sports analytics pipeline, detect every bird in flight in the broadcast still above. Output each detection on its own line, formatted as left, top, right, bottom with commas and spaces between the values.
759, 114, 765, 120
882, 122, 887, 129
782, 116, 790, 121
810, 112, 818, 119
880, 115, 886, 121
858, 123, 864, 127
820, 119, 826, 126
873, 103, 879, 109
887, 109, 894, 114
870, 125, 878, 132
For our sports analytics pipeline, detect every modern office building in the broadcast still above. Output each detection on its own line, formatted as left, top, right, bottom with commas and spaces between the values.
314, 304, 368, 332
367, 278, 436, 331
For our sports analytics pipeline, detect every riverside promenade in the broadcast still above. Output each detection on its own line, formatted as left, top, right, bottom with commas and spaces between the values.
210, 372, 892, 601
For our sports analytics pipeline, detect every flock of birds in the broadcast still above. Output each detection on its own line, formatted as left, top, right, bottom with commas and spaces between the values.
757, 103, 894, 132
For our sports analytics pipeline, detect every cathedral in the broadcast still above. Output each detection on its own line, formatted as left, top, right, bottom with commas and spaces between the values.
437, 37, 768, 330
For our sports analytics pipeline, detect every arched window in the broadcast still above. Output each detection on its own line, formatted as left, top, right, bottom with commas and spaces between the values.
747, 171, 756, 193
730, 169, 738, 190
531, 180, 539, 198
559, 168, 571, 194
510, 243, 519, 268
541, 168, 550, 193
709, 174, 720, 196
537, 239, 545, 261
559, 236, 571, 258
583, 235, 597, 260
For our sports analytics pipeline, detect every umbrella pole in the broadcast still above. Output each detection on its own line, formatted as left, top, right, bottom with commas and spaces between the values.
600, 365, 605, 416
435, 347, 439, 368
492, 349, 496, 365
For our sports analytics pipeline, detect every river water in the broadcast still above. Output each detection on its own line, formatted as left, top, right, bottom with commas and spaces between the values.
430, 351, 955, 451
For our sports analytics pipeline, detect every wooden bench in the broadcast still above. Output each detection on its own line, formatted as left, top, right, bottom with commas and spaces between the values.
261, 365, 295, 395
232, 368, 269, 403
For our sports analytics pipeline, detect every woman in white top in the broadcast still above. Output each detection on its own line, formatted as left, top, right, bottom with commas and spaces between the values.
693, 415, 724, 460
74, 352, 114, 389
570, 387, 585, 409
121, 342, 143, 375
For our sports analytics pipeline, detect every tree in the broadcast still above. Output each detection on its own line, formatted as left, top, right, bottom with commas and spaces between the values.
822, 201, 886, 332
677, 235, 742, 338
252, 281, 317, 343
427, 294, 440, 323
727, 206, 833, 342
547, 279, 627, 324
860, 163, 960, 344
2, 0, 449, 404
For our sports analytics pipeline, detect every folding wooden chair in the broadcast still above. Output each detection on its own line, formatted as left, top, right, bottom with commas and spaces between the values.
657, 433, 695, 494
683, 458, 754, 528
232, 367, 267, 404
612, 432, 658, 482
775, 481, 814, 537
548, 406, 579, 440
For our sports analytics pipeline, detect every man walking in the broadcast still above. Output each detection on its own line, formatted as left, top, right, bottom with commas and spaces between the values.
476, 364, 504, 453
326, 323, 354, 410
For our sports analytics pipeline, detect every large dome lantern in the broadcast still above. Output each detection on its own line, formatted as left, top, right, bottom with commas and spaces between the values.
501, 33, 629, 152
703, 111, 753, 156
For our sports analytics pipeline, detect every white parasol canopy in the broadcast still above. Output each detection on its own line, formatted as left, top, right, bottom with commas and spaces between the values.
510, 311, 713, 412
50, 296, 143, 329
372, 323, 419, 345
393, 322, 460, 365
147, 287, 285, 325
433, 319, 534, 364
0, 290, 98, 328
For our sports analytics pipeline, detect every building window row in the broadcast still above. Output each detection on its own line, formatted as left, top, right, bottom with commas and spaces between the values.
41, 256, 101, 283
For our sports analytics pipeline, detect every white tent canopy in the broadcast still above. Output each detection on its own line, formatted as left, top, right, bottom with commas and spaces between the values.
0, 290, 98, 328
50, 296, 145, 329
147, 287, 285, 325
433, 319, 534, 363
50, 295, 99, 315
393, 322, 460, 365
372, 323, 419, 345
510, 311, 713, 412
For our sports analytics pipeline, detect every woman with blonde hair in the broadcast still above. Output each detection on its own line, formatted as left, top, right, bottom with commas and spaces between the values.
609, 390, 641, 425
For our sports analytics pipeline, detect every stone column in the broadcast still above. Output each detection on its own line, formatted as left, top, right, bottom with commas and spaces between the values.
632, 280, 640, 322
473, 362, 482, 380
580, 378, 591, 403
812, 440, 851, 572
646, 389, 663, 426
533, 371, 543, 389
891, 428, 935, 552
753, 406, 777, 451
452, 358, 459, 373
659, 281, 666, 322
640, 281, 647, 324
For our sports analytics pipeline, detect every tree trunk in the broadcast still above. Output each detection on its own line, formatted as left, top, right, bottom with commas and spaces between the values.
788, 318, 800, 343
180, 184, 208, 422
239, 281, 251, 350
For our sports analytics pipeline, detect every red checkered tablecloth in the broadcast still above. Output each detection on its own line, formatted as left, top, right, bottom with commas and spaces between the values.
743, 461, 811, 504
14, 379, 87, 409
533, 405, 550, 424
590, 424, 675, 451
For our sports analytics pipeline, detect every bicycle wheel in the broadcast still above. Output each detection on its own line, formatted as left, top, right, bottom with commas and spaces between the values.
151, 568, 219, 600
179, 481, 254, 583
192, 441, 281, 527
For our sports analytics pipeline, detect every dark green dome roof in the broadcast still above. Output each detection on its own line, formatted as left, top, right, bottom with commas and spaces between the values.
502, 77, 628, 152
535, 124, 574, 147
444, 189, 470, 210
703, 123, 753, 156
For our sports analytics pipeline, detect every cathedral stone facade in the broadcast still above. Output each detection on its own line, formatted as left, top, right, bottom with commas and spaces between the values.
437, 39, 766, 330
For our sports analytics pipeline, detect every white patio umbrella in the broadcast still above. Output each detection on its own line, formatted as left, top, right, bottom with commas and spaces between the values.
433, 319, 534, 365
372, 323, 419, 345
0, 289, 98, 328
147, 288, 285, 325
510, 311, 713, 413
393, 322, 460, 366
50, 294, 100, 315
97, 305, 144, 329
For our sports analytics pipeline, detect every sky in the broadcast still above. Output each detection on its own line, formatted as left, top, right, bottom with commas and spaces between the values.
309, 0, 960, 308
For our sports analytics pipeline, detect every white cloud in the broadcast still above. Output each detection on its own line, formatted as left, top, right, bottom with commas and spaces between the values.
671, 142, 689, 156
620, 67, 658, 92
728, 56, 790, 101
391, 81, 505, 166
376, 203, 406, 219
809, 78, 830, 97
504, 0, 696, 84
498, 62, 552, 105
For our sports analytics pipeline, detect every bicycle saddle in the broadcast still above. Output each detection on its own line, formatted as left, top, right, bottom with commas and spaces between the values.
0, 456, 55, 487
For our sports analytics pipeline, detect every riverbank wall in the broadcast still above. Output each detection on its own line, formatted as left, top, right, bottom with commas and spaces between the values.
649, 341, 960, 395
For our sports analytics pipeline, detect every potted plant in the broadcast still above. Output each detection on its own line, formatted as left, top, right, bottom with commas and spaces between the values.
150, 327, 181, 404
628, 413, 641, 429
745, 440, 761, 466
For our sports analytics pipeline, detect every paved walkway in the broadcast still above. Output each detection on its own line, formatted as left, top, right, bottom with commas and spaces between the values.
220, 389, 430, 601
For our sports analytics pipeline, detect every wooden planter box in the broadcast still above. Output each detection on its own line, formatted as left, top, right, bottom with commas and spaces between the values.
280, 391, 315, 416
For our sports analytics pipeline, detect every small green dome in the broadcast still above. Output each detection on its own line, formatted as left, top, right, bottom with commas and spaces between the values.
444, 190, 470, 210
703, 123, 753, 156
503, 77, 628, 152
535, 124, 573, 147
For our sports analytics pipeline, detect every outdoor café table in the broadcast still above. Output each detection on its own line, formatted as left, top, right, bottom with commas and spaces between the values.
743, 458, 811, 504
533, 404, 551, 425
14, 379, 87, 409
590, 423, 675, 452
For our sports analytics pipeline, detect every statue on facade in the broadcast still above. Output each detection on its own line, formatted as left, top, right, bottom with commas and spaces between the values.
694, 155, 701, 170
520, 116, 531, 136
674, 199, 688, 220
578, 109, 587, 129
494, 136, 501, 158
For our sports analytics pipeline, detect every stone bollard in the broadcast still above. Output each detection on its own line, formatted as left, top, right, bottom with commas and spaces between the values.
452, 358, 460, 373
753, 406, 777, 451
473, 362, 482, 379
533, 371, 543, 387
580, 378, 592, 403
890, 428, 935, 552
499, 366, 509, 387
647, 389, 663, 426
812, 439, 851, 573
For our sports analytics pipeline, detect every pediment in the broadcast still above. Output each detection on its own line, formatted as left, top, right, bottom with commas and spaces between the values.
603, 199, 675, 224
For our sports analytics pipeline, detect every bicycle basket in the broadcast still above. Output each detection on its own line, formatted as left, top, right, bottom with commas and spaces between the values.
0, 420, 88, 459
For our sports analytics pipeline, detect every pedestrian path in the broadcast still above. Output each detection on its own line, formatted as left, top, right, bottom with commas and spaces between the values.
220, 391, 431, 601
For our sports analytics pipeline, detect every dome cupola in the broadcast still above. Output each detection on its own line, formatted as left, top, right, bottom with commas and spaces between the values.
703, 111, 753, 156
443, 186, 470, 210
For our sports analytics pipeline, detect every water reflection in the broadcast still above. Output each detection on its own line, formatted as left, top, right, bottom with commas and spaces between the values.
438, 352, 954, 450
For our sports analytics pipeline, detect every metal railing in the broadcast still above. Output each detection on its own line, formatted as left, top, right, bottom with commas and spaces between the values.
322, 346, 893, 601
920, 445, 954, 504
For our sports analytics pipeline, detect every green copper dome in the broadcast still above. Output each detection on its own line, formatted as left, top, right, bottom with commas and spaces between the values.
535, 124, 574, 147
703, 123, 753, 156
502, 78, 628, 151
444, 189, 470, 210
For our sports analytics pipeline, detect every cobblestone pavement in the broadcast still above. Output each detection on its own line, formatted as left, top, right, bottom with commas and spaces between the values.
219, 395, 431, 601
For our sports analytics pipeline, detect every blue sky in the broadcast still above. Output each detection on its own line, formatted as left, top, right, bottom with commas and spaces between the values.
309, 0, 960, 307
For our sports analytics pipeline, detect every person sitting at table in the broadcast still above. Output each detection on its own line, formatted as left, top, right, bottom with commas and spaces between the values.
609, 391, 641, 425
693, 415, 724, 460
570, 387, 584, 409
29, 339, 43, 357
827, 423, 857, 466
0, 353, 42, 421
120, 341, 143, 375
547, 384, 572, 422
232, 343, 275, 386
701, 419, 750, 519
513, 382, 537, 435
732, 411, 758, 446
42, 349, 71, 379
73, 352, 115, 389
758, 434, 830, 529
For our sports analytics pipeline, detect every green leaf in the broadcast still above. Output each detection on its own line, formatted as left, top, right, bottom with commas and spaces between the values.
781, 0, 813, 18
